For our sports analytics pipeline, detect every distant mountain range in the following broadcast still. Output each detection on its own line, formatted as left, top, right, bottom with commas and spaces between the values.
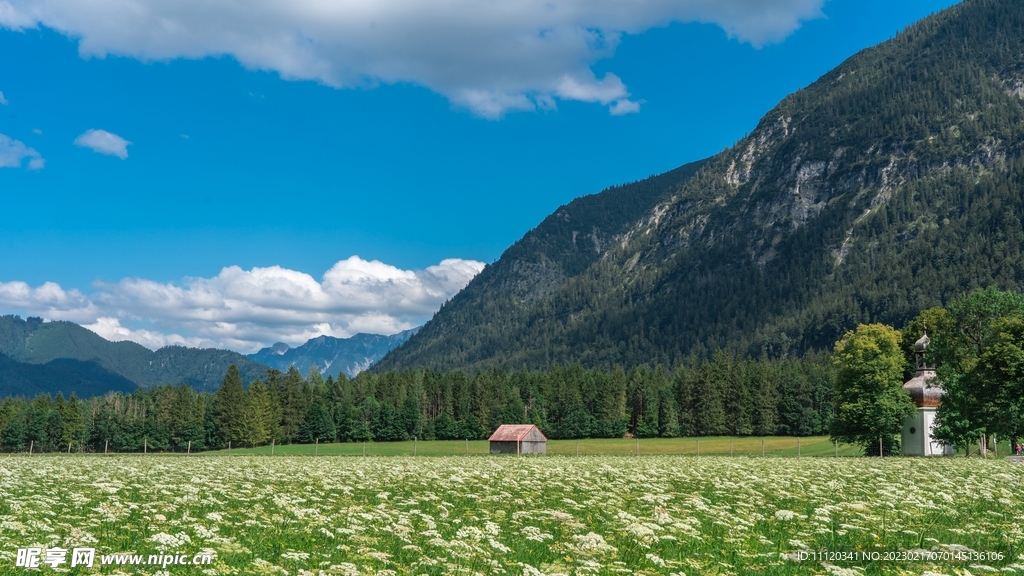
0, 315, 269, 394
248, 328, 419, 379
375, 0, 1024, 372
0, 315, 419, 397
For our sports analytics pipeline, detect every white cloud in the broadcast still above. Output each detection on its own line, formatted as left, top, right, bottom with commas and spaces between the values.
609, 99, 642, 116
0, 91, 7, 105
74, 129, 130, 159
0, 0, 824, 118
0, 256, 484, 353
0, 133, 45, 169
83, 317, 207, 350
0, 281, 96, 321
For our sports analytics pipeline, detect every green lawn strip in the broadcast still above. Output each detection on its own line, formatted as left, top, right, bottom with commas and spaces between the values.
209, 436, 872, 457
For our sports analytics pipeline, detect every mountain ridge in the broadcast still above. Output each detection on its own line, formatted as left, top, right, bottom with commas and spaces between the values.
0, 315, 269, 392
375, 0, 1024, 372
248, 328, 419, 378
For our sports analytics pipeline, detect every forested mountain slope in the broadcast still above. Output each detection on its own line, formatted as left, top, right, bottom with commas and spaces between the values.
0, 315, 268, 392
0, 352, 137, 398
373, 158, 708, 371
377, 0, 1024, 372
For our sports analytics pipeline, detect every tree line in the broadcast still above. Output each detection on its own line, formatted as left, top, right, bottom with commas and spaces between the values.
0, 353, 835, 452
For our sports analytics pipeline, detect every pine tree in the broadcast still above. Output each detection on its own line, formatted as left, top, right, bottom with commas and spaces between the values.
694, 357, 727, 436
237, 379, 274, 447
278, 366, 310, 443
299, 403, 337, 443
213, 364, 246, 446
58, 393, 86, 449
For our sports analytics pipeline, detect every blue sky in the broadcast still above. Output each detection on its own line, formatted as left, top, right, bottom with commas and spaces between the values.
0, 0, 958, 352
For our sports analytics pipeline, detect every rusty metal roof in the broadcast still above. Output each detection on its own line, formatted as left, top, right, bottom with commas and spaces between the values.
488, 424, 547, 442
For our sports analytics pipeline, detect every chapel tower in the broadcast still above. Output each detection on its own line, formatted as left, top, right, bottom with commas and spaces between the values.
901, 330, 954, 456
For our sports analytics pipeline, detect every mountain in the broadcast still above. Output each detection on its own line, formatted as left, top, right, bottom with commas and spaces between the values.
0, 352, 137, 398
375, 0, 1024, 372
248, 328, 419, 378
0, 315, 269, 393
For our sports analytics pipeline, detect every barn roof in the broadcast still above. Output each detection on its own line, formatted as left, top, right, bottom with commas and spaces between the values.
488, 424, 547, 442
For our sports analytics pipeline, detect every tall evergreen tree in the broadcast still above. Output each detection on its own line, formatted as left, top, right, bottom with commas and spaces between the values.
278, 366, 310, 443
213, 364, 246, 447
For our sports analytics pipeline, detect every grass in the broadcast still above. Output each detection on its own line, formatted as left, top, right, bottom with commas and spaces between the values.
0, 454, 1018, 575
216, 436, 867, 457
215, 435, 1023, 458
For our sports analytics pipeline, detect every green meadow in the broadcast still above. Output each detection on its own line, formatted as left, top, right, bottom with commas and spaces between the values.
216, 435, 1014, 458
0, 454, 1020, 575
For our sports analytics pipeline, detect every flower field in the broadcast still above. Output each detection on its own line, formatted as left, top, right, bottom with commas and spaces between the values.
0, 455, 1020, 575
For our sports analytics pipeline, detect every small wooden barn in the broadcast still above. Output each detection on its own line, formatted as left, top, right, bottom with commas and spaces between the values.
488, 424, 547, 455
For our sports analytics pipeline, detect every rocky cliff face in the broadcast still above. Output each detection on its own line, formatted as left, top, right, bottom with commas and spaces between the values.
377, 0, 1024, 372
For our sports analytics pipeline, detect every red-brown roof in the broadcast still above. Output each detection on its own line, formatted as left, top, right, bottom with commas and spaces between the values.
488, 424, 547, 442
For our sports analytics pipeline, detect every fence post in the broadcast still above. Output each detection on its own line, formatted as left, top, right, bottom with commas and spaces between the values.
144, 438, 147, 454
29, 440, 32, 455
187, 440, 191, 455
879, 435, 883, 458
576, 441, 579, 457
104, 440, 108, 454
835, 440, 838, 457
228, 441, 231, 454
315, 438, 319, 456
797, 437, 801, 457
271, 439, 275, 456
68, 442, 72, 454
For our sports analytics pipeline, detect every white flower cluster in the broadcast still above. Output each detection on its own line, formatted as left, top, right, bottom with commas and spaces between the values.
0, 455, 1016, 574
